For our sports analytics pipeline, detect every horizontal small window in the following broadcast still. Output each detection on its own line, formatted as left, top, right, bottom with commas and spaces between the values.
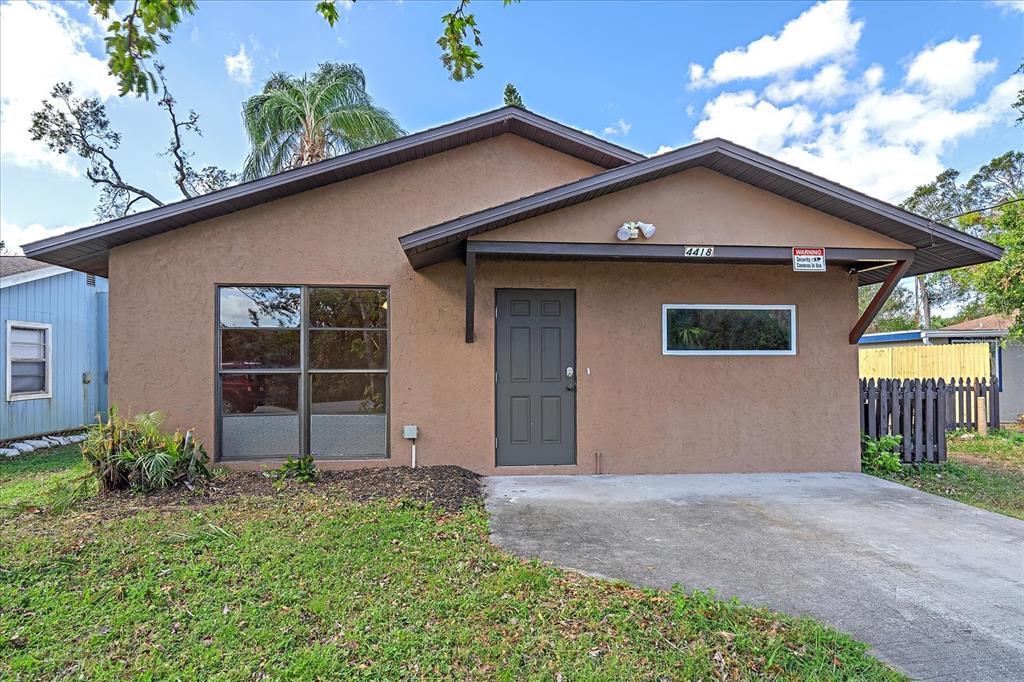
663, 305, 796, 356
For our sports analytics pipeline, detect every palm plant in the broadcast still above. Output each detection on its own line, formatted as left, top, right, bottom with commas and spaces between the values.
242, 63, 404, 180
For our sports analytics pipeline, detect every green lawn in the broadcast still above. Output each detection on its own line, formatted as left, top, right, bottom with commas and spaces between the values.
0, 450, 903, 680
0, 444, 91, 512
877, 430, 1024, 520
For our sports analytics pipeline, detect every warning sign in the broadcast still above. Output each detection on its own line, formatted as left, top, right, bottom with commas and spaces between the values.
792, 247, 826, 272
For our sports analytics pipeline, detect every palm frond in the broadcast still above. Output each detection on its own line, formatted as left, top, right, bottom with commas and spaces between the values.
241, 62, 403, 179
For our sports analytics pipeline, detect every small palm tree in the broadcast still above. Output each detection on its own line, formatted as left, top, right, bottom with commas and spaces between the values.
242, 63, 404, 180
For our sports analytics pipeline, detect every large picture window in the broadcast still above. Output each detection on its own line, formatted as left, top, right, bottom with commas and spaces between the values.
217, 286, 388, 460
662, 304, 796, 356
6, 321, 52, 401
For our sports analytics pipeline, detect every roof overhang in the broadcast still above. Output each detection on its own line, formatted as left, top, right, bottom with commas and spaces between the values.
859, 328, 1008, 345
925, 328, 1008, 340
22, 107, 643, 277
399, 138, 1002, 285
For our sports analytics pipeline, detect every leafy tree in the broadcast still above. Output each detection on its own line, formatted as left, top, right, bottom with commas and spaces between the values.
1014, 61, 1024, 126
899, 152, 1024, 328
964, 151, 1024, 221
900, 170, 973, 327
91, 0, 198, 97
241, 63, 403, 180
966, 201, 1024, 342
88, 0, 517, 96
503, 83, 524, 108
858, 282, 916, 333
30, 76, 236, 220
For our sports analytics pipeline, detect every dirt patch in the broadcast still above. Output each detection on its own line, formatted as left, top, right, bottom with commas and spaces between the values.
81, 465, 483, 516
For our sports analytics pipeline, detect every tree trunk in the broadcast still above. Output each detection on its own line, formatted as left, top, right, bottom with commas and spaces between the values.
915, 275, 932, 329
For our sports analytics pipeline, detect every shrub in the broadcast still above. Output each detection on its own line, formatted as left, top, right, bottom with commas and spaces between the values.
267, 454, 317, 484
81, 407, 211, 492
861, 434, 903, 475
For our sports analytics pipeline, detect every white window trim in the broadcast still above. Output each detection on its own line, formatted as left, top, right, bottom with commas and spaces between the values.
662, 304, 797, 356
5, 320, 53, 401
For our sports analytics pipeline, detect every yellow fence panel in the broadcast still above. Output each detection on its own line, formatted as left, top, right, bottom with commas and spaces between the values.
858, 343, 991, 380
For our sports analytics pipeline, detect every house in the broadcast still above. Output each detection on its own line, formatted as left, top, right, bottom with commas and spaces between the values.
22, 107, 1002, 474
860, 313, 1022, 423
1, 256, 108, 440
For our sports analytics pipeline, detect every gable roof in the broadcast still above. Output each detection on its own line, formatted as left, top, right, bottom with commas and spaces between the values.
0, 256, 70, 289
941, 312, 1016, 332
22, 107, 644, 277
399, 138, 1003, 284
1, 255, 50, 277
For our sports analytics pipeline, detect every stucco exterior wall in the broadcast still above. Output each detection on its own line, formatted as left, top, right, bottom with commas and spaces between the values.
472, 167, 913, 250
109, 133, 866, 475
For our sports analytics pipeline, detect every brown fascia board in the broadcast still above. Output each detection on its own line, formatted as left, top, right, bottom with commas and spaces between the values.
22, 106, 644, 276
399, 138, 1003, 280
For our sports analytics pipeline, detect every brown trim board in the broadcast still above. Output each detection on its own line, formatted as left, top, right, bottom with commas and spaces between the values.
849, 257, 914, 344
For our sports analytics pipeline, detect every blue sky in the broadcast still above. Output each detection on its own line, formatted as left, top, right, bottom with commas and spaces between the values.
1, 0, 1022, 251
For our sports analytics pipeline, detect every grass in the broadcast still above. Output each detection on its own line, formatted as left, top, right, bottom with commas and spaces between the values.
0, 452, 903, 680
0, 444, 93, 513
876, 429, 1024, 520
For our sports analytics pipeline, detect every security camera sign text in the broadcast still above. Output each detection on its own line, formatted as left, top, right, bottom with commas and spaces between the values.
792, 247, 826, 272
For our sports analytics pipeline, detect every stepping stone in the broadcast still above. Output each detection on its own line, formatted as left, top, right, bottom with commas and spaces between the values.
11, 442, 35, 453
0, 448, 19, 458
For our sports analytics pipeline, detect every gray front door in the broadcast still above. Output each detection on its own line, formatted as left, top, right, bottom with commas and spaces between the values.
495, 289, 576, 466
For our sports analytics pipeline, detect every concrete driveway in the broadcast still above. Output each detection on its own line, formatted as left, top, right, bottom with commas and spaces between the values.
485, 473, 1024, 681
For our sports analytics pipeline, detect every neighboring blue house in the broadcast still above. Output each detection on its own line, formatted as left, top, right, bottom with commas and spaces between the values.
1, 256, 108, 440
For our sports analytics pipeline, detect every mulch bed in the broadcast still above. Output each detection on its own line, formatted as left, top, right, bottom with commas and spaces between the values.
86, 465, 483, 514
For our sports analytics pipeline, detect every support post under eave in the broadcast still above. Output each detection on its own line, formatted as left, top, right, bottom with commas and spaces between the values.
849, 257, 914, 344
465, 249, 476, 343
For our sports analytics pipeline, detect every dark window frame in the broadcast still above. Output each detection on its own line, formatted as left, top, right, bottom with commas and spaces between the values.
215, 284, 390, 460
662, 304, 797, 356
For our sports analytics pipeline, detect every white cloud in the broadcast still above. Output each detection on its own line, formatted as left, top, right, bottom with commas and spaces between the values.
0, 217, 76, 255
905, 36, 997, 101
693, 91, 815, 155
988, 1, 1024, 14
688, 25, 1019, 200
691, 69, 1021, 199
689, 1, 862, 87
651, 145, 676, 157
863, 64, 885, 89
225, 44, 254, 86
765, 64, 848, 103
0, 1, 117, 174
602, 118, 632, 136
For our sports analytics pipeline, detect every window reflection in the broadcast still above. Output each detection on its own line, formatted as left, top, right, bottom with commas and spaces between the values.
219, 287, 301, 328
309, 288, 387, 328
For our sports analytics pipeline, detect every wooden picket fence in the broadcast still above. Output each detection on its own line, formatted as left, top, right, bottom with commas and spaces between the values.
859, 377, 1001, 464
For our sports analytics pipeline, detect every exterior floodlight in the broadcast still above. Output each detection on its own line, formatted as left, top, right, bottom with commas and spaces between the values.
616, 221, 655, 241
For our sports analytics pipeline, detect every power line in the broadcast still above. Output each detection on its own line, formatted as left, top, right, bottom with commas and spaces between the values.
939, 197, 1023, 222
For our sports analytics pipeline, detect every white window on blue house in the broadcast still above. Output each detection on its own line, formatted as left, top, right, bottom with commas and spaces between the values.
6, 321, 52, 401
